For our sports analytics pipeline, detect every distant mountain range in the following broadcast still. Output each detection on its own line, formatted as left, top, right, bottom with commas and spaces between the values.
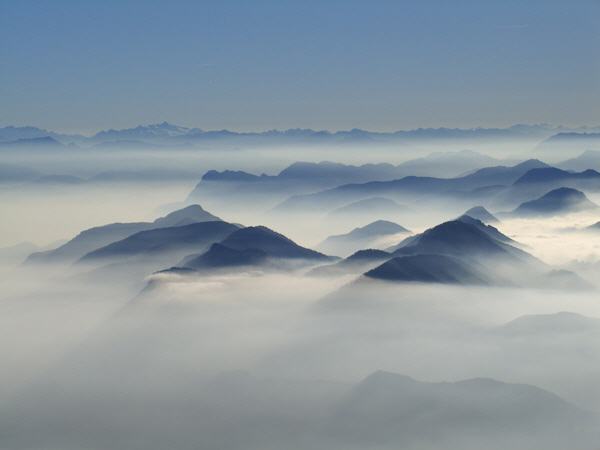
273, 159, 551, 213
3, 122, 600, 149
188, 152, 506, 206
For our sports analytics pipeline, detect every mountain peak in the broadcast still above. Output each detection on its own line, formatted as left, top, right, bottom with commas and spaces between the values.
513, 187, 598, 217
462, 206, 499, 224
220, 226, 331, 260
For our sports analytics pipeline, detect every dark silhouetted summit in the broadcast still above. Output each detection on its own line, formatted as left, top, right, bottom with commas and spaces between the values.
389, 219, 523, 261
219, 226, 330, 260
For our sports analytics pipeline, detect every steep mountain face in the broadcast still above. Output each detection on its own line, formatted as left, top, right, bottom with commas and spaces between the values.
152, 205, 221, 227
389, 219, 523, 260
348, 218, 550, 286
462, 206, 499, 223
26, 205, 222, 264
455, 215, 514, 243
512, 187, 598, 217
180, 243, 268, 271
360, 218, 588, 288
218, 226, 330, 261
364, 254, 489, 284
78, 221, 239, 263
318, 220, 409, 256
163, 225, 334, 275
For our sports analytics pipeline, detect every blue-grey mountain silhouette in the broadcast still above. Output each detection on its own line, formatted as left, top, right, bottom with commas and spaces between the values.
78, 221, 238, 264
318, 220, 409, 256
93, 122, 198, 142
514, 167, 600, 185
388, 218, 522, 258
559, 150, 600, 172
364, 254, 489, 285
327, 197, 406, 220
189, 153, 510, 206
462, 206, 499, 224
218, 226, 331, 261
0, 136, 65, 149
179, 243, 268, 271
168, 225, 334, 276
455, 215, 514, 243
26, 204, 222, 264
328, 370, 599, 450
309, 249, 392, 277
460, 159, 550, 184
275, 159, 552, 213
512, 187, 598, 217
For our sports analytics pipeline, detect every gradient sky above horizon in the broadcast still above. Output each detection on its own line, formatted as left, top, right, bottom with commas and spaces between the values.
1, 0, 599, 134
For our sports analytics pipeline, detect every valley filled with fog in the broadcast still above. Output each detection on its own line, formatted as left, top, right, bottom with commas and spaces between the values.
2, 130, 600, 450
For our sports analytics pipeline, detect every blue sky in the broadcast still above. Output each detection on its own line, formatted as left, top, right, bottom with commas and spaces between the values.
1, 0, 598, 133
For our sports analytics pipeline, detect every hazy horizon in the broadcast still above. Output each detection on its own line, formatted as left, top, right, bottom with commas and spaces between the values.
2, 0, 598, 133
4, 120, 600, 137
